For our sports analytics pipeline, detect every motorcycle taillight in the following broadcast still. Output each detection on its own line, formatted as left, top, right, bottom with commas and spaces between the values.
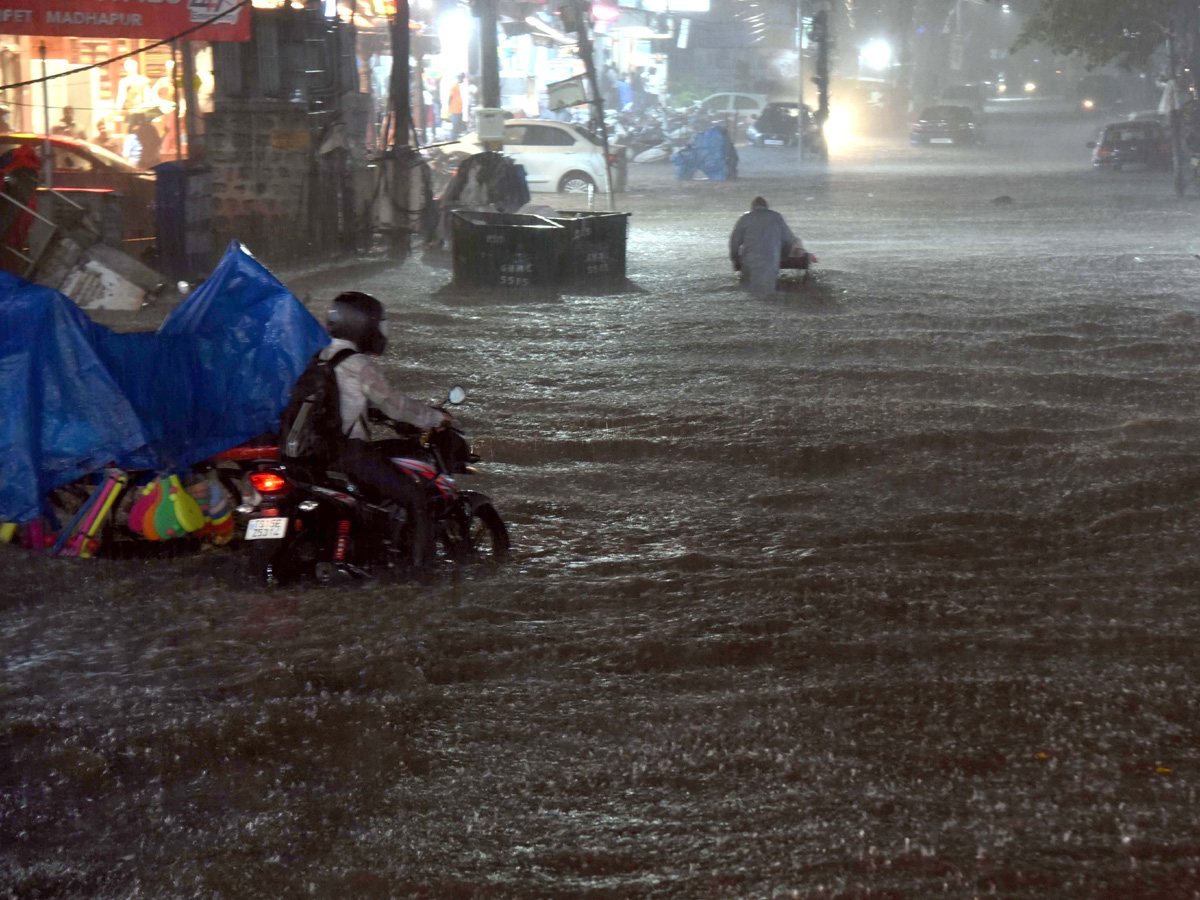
249, 471, 288, 493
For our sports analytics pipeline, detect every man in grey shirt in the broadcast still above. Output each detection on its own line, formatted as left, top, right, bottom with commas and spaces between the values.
319, 292, 450, 569
729, 196, 799, 295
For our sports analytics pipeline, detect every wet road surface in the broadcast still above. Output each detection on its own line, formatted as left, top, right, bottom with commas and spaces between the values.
5, 100, 1200, 898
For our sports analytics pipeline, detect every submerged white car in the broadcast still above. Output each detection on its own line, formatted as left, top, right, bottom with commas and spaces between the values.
452, 119, 626, 194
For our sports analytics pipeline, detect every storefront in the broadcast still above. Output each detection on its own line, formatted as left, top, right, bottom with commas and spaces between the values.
599, 12, 673, 106
0, 0, 246, 158
495, 12, 581, 119
0, 36, 216, 147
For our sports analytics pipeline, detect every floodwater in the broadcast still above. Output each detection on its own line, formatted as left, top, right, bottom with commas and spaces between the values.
5, 99, 1200, 898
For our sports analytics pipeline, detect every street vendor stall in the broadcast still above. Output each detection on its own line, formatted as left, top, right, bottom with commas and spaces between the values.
0, 241, 326, 544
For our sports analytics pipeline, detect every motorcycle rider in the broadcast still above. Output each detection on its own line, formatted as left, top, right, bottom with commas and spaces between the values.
729, 196, 799, 295
320, 291, 451, 569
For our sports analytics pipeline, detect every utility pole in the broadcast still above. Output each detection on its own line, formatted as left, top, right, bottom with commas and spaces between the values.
478, 0, 500, 108
1168, 21, 1187, 196
39, 43, 50, 188
415, 42, 427, 144
811, 4, 830, 160
385, 0, 421, 257
567, 0, 613, 205
796, 0, 804, 160
389, 0, 412, 147
181, 41, 199, 159
171, 41, 182, 161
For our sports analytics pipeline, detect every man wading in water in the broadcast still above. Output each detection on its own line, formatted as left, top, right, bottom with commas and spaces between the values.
729, 196, 800, 295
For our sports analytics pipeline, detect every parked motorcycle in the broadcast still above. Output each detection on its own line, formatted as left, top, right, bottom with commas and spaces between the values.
632, 114, 696, 163
240, 387, 508, 585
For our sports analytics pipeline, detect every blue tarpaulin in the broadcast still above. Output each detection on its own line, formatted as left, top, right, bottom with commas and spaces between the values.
0, 282, 149, 525
0, 241, 328, 524
673, 126, 739, 182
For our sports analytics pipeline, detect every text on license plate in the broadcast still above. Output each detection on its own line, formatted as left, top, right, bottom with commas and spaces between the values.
245, 517, 288, 540
765, 139, 785, 145
931, 138, 953, 144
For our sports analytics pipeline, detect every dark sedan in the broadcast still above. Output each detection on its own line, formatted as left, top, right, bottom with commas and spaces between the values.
0, 134, 157, 244
909, 105, 981, 146
1087, 121, 1170, 170
748, 102, 802, 146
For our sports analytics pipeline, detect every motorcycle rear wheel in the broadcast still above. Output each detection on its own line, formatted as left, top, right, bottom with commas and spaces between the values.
249, 531, 323, 586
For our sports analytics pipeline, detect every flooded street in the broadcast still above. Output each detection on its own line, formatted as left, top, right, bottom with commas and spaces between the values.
6, 101, 1200, 897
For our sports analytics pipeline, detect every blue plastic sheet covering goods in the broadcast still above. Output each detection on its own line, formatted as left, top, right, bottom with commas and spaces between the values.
673, 126, 738, 182
0, 241, 328, 524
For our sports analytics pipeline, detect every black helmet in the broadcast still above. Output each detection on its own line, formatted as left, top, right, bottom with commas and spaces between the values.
327, 291, 388, 355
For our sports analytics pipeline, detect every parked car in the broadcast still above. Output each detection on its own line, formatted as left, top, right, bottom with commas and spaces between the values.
745, 101, 827, 154
1087, 120, 1170, 170
454, 120, 626, 194
909, 105, 982, 146
747, 102, 803, 146
697, 92, 768, 141
0, 133, 156, 244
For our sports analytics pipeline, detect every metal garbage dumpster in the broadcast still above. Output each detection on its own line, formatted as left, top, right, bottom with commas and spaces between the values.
550, 211, 630, 286
451, 210, 566, 288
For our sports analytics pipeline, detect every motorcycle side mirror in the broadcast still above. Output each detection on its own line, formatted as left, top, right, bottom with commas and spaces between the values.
448, 385, 467, 405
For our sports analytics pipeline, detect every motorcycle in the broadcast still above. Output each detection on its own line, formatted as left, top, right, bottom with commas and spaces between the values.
239, 387, 509, 585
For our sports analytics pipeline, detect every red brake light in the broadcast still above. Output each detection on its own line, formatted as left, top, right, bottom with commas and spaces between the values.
1097, 144, 1112, 157
249, 471, 288, 493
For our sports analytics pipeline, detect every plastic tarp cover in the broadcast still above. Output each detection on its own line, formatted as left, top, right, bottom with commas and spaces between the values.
91, 241, 330, 469
0, 279, 149, 525
0, 241, 328, 524
673, 126, 739, 181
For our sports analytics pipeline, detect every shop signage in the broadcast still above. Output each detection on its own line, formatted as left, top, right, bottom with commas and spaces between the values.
0, 0, 251, 41
546, 75, 586, 110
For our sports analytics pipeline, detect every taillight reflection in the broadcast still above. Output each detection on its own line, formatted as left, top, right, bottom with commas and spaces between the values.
249, 471, 288, 493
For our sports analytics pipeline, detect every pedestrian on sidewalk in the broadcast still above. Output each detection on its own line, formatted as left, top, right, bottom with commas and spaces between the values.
448, 74, 466, 139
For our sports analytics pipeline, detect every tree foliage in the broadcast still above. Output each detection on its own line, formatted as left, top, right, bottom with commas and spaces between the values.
1011, 0, 1174, 70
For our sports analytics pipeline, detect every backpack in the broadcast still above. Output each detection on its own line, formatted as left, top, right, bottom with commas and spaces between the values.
279, 348, 357, 461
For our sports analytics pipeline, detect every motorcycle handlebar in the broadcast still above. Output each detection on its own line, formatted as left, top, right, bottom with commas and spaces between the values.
367, 408, 456, 437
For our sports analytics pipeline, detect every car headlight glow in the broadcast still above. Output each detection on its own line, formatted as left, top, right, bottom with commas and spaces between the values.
821, 105, 856, 151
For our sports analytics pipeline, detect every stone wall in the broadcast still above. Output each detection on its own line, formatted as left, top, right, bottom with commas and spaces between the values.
204, 101, 313, 264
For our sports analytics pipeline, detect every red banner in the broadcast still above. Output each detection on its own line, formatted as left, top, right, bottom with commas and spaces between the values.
0, 0, 251, 42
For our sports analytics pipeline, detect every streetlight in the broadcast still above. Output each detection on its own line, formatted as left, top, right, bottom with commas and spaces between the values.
860, 38, 892, 73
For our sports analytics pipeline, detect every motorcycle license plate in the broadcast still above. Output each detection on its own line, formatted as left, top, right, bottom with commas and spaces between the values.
245, 517, 288, 540
765, 139, 784, 145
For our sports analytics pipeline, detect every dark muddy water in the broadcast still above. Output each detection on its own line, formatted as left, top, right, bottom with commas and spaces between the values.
5, 101, 1200, 898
